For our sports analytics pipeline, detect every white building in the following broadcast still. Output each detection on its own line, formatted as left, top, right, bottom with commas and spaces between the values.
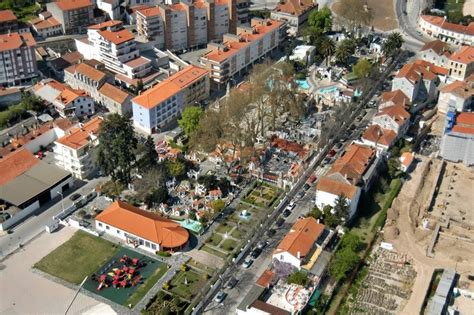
270, 0, 317, 36
418, 15, 474, 46
359, 124, 398, 152
46, 0, 94, 35
437, 75, 474, 114
392, 62, 438, 103
447, 46, 474, 81
418, 40, 451, 67
315, 177, 361, 219
132, 65, 209, 134
290, 45, 316, 65
440, 111, 474, 166
272, 217, 325, 269
29, 11, 63, 38
54, 116, 102, 179
372, 104, 410, 136
97, 0, 122, 20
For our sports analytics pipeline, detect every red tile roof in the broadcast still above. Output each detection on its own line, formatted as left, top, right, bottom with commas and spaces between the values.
456, 112, 474, 127
30, 16, 61, 30
271, 136, 308, 159
381, 89, 410, 106
274, 0, 317, 16
400, 152, 414, 168
0, 9, 16, 22
96, 200, 189, 248
396, 62, 437, 83
65, 62, 106, 82
420, 39, 450, 56
0, 32, 36, 53
440, 75, 474, 99
99, 83, 130, 104
56, 88, 88, 105
449, 46, 474, 65
362, 124, 397, 146
413, 59, 449, 76
421, 15, 474, 36
273, 217, 324, 259
56, 116, 103, 149
53, 0, 93, 11
376, 104, 410, 126
256, 269, 275, 288
0, 149, 39, 186
316, 176, 358, 199
137, 6, 161, 17
328, 144, 376, 181
88, 20, 122, 30
98, 28, 134, 45
133, 65, 208, 109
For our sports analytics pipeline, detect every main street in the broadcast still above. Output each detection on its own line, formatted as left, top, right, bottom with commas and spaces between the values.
395, 0, 429, 51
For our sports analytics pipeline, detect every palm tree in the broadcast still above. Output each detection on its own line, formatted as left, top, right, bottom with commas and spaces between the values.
382, 32, 404, 57
320, 37, 336, 67
335, 39, 355, 65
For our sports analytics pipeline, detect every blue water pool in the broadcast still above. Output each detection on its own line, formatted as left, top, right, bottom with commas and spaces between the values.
318, 85, 339, 94
295, 79, 310, 90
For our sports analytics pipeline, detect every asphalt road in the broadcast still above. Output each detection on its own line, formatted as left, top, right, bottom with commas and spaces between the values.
395, 0, 428, 52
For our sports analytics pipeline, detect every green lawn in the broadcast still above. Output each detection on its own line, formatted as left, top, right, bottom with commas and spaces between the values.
207, 233, 223, 246
169, 270, 208, 300
231, 228, 244, 239
215, 224, 234, 234
34, 231, 120, 284
220, 239, 238, 252
125, 262, 168, 306
200, 245, 228, 259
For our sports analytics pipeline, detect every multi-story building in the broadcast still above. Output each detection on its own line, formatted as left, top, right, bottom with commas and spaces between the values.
372, 104, 411, 136
0, 32, 38, 87
97, 0, 122, 20
447, 46, 474, 81
29, 11, 63, 38
418, 39, 451, 67
0, 9, 19, 34
47, 0, 94, 34
270, 0, 318, 35
235, 0, 250, 26
379, 89, 410, 110
64, 62, 111, 101
136, 6, 165, 46
54, 116, 103, 179
418, 15, 474, 46
75, 20, 153, 85
199, 18, 284, 88
98, 82, 133, 115
162, 4, 189, 51
437, 75, 474, 114
440, 111, 474, 166
132, 65, 209, 134
392, 62, 438, 103
359, 124, 398, 152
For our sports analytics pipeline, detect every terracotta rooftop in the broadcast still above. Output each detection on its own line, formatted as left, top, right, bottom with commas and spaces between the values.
420, 39, 450, 55
56, 87, 88, 105
133, 65, 208, 109
30, 16, 60, 30
456, 112, 474, 127
449, 46, 474, 64
256, 269, 275, 288
53, 0, 93, 11
362, 124, 397, 146
99, 83, 130, 104
65, 62, 106, 82
0, 9, 17, 22
316, 176, 358, 199
0, 32, 36, 53
96, 200, 189, 248
88, 20, 122, 30
273, 217, 324, 259
381, 89, 410, 107
137, 6, 161, 17
396, 62, 437, 83
328, 143, 376, 182
440, 75, 474, 99
271, 136, 308, 159
376, 104, 410, 127
413, 59, 449, 76
56, 116, 103, 149
274, 0, 317, 16
124, 56, 150, 68
0, 149, 39, 186
61, 51, 83, 64
421, 15, 474, 36
98, 28, 134, 45
400, 152, 414, 168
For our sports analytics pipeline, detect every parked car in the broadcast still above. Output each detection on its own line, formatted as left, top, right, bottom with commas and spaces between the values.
250, 248, 262, 259
257, 240, 268, 249
226, 277, 238, 289
243, 258, 253, 268
282, 209, 291, 217
303, 183, 310, 191
276, 218, 285, 227
322, 157, 331, 165
69, 193, 81, 201
214, 291, 227, 303
326, 149, 337, 158
286, 202, 296, 211
296, 191, 305, 199
266, 229, 276, 237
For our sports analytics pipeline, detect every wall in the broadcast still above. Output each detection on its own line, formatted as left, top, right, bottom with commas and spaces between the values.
0, 200, 40, 231
272, 251, 301, 269
24, 127, 57, 154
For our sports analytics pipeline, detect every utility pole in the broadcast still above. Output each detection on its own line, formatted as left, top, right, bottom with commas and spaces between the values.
65, 276, 88, 315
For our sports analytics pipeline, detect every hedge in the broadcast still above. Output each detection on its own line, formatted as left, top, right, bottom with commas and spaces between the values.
372, 178, 402, 232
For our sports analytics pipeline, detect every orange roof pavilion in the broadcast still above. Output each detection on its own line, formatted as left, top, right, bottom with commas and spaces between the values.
96, 200, 189, 250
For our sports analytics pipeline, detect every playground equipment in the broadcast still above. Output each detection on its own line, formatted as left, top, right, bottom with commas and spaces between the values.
95, 255, 145, 291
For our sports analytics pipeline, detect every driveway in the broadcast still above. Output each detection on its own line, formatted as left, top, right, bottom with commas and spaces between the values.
0, 227, 113, 315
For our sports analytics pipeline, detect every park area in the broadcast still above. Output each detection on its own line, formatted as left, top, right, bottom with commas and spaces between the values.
34, 231, 168, 307
242, 181, 281, 208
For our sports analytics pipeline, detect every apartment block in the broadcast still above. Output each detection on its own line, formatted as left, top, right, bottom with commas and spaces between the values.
54, 116, 103, 179
47, 0, 94, 34
418, 15, 474, 46
136, 6, 165, 47
97, 0, 122, 20
0, 32, 38, 87
438, 75, 474, 114
64, 62, 111, 100
199, 18, 284, 88
447, 46, 474, 81
132, 65, 209, 134
418, 40, 451, 67
392, 62, 438, 103
270, 0, 318, 35
0, 10, 19, 34
29, 11, 63, 38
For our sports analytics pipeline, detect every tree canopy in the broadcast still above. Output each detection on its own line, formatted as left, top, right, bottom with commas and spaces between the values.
287, 270, 308, 286
382, 32, 404, 57
137, 136, 158, 171
353, 58, 372, 79
97, 114, 138, 185
165, 159, 186, 178
178, 106, 204, 136
308, 7, 333, 33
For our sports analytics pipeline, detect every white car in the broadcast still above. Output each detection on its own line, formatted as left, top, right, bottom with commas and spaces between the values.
243, 258, 254, 269
286, 202, 296, 211
214, 291, 227, 303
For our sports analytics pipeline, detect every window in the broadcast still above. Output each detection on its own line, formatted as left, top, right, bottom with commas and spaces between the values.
139, 239, 144, 245
151, 244, 156, 250
145, 241, 151, 248
106, 225, 110, 230
116, 229, 121, 234
98, 222, 103, 227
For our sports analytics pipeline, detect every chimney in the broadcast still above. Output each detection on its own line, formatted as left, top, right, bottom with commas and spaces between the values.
297, 251, 300, 259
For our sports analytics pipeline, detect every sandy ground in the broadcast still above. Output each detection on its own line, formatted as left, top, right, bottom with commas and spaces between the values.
463, 0, 474, 16
332, 0, 398, 31
0, 227, 113, 315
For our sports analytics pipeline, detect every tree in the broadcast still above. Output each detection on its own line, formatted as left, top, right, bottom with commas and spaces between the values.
333, 194, 350, 221
382, 32, 404, 57
198, 174, 218, 190
353, 58, 372, 79
211, 199, 225, 213
165, 159, 186, 178
308, 6, 333, 33
329, 247, 360, 281
217, 177, 231, 196
143, 186, 169, 208
387, 157, 401, 179
324, 212, 340, 228
287, 270, 308, 285
307, 206, 323, 220
319, 37, 336, 66
100, 180, 125, 200
137, 136, 158, 170
97, 114, 138, 185
335, 39, 356, 65
134, 80, 144, 95
339, 232, 363, 252
178, 106, 204, 137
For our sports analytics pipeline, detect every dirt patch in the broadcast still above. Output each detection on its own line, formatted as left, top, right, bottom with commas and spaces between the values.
332, 0, 398, 31
463, 0, 474, 15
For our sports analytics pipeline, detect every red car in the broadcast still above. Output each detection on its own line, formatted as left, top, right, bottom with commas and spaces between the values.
306, 175, 317, 185
326, 149, 337, 158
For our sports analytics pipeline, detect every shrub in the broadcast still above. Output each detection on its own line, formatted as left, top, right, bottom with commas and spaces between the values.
157, 250, 171, 257
180, 264, 188, 272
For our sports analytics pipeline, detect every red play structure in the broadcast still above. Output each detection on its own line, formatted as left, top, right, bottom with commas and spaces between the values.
93, 255, 144, 291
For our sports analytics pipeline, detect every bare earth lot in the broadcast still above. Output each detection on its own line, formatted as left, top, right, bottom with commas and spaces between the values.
464, 0, 474, 15
332, 0, 398, 31
0, 227, 113, 314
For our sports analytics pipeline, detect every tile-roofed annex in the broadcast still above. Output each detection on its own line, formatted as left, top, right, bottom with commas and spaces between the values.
88, 20, 122, 30
362, 124, 398, 147
316, 176, 358, 199
0, 32, 36, 53
56, 116, 103, 149
376, 104, 410, 126
0, 9, 17, 22
273, 217, 325, 259
136, 6, 161, 17
65, 62, 106, 82
53, 0, 93, 11
0, 149, 39, 186
449, 46, 474, 64
328, 143, 376, 183
99, 83, 130, 104
396, 62, 437, 84
414, 60, 449, 76
273, 0, 316, 16
98, 28, 135, 45
56, 88, 87, 105
381, 89, 410, 107
420, 15, 474, 36
420, 39, 450, 55
133, 65, 208, 109
400, 152, 414, 168
440, 75, 474, 99
30, 16, 60, 30
95, 200, 189, 249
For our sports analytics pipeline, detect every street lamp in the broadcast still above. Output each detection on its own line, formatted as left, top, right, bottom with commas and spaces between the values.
57, 191, 65, 213
65, 276, 88, 315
